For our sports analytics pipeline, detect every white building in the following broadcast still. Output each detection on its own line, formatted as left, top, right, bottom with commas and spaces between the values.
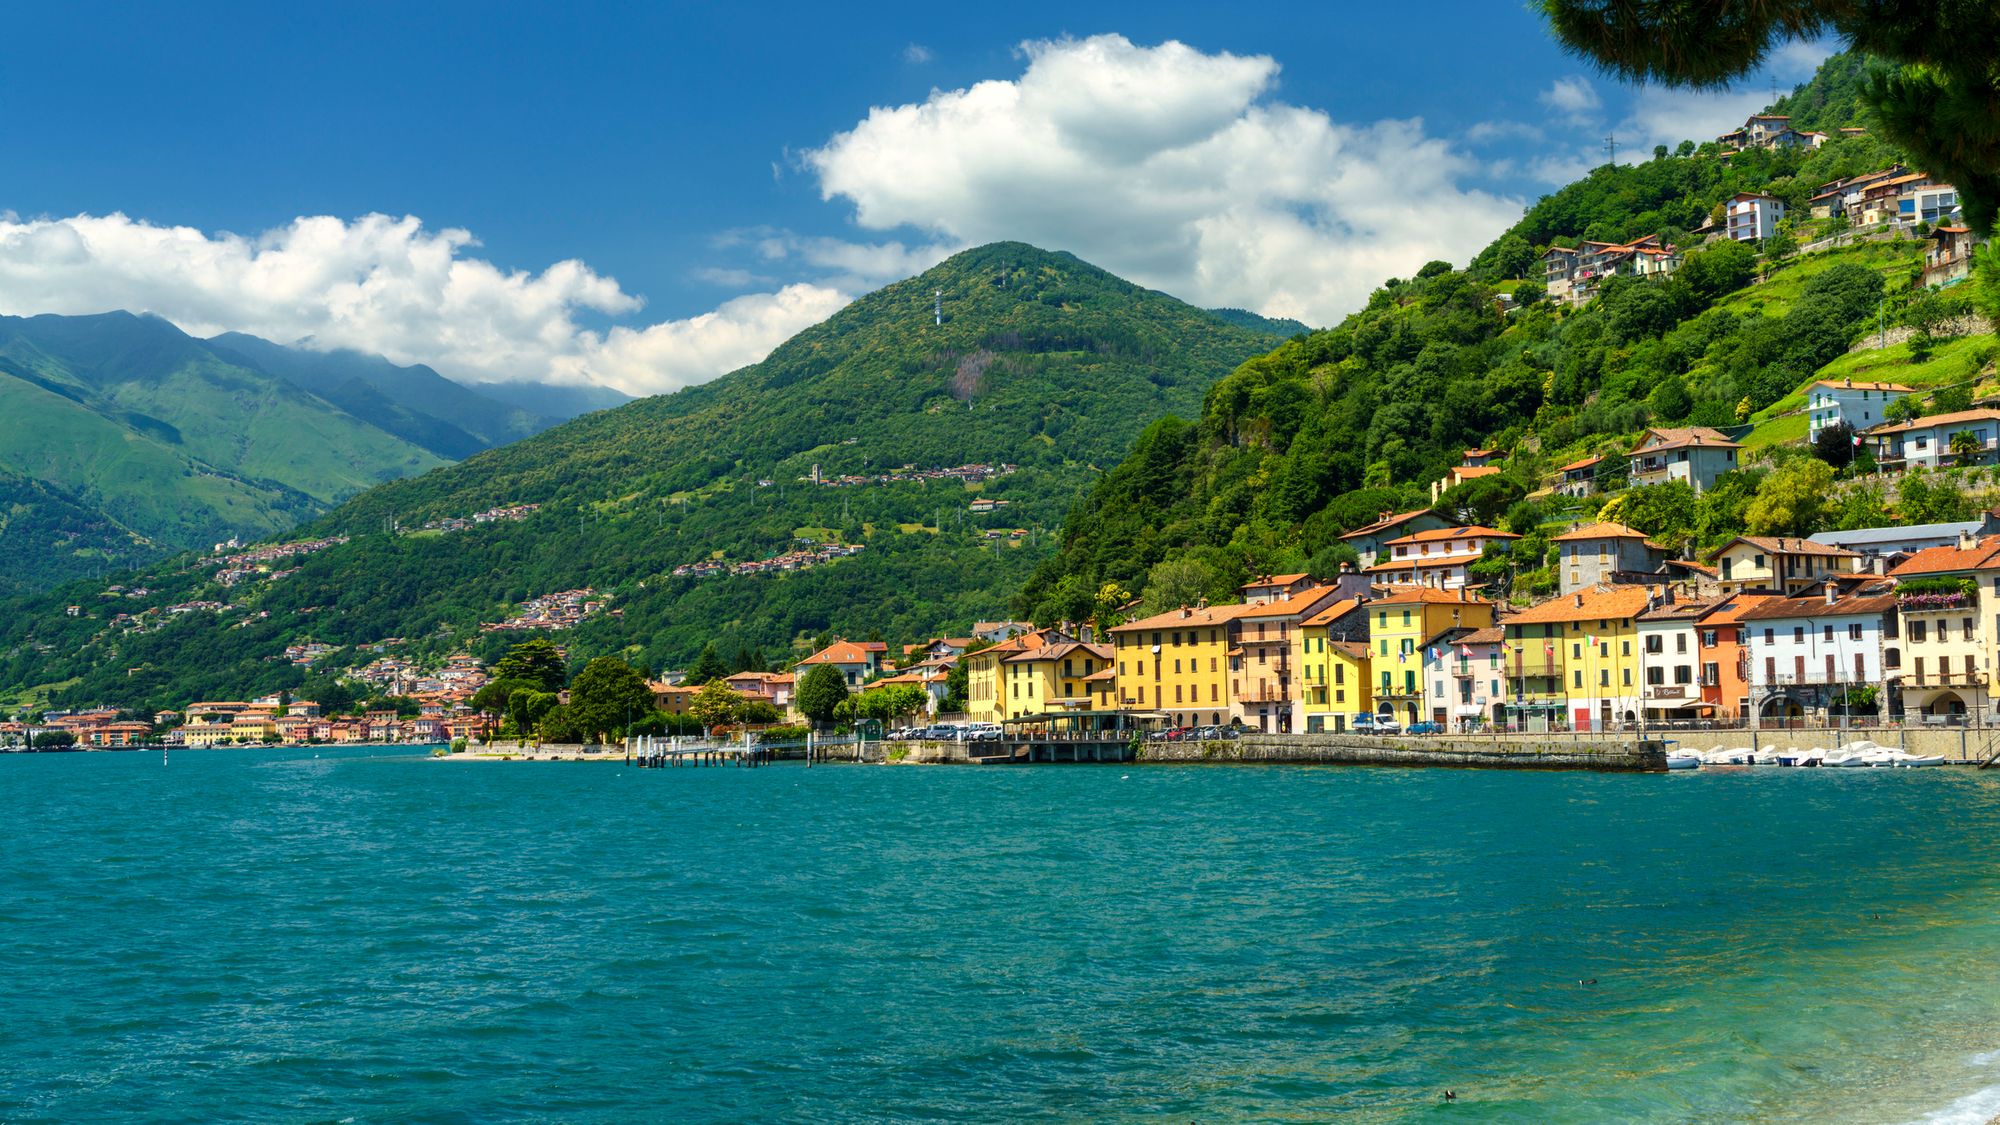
1738, 582, 1898, 724
1637, 597, 1711, 723
1725, 192, 1787, 242
1630, 427, 1742, 494
1365, 526, 1520, 590
1868, 408, 2000, 471
1900, 184, 1961, 228
1806, 379, 1911, 444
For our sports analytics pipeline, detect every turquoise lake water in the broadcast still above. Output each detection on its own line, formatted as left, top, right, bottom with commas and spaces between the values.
9, 749, 2000, 1123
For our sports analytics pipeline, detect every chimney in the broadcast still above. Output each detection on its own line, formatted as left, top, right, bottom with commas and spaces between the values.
1961, 529, 1979, 551
1573, 593, 1584, 608
1824, 583, 1838, 606
1339, 561, 1352, 574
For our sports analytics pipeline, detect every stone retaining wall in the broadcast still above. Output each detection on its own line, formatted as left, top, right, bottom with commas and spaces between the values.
1143, 733, 1667, 772
1673, 726, 1998, 763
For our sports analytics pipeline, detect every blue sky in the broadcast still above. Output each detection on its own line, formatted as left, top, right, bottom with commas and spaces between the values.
0, 1, 1827, 394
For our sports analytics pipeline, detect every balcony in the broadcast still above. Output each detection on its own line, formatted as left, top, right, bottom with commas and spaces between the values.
1239, 686, 1292, 704
1505, 649, 1565, 678
1901, 671, 1988, 688
1755, 671, 1868, 687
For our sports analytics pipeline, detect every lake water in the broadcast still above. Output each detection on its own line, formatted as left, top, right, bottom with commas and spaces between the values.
8, 748, 2000, 1123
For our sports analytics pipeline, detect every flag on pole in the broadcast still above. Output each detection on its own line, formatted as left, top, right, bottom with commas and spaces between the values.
1460, 643, 1475, 657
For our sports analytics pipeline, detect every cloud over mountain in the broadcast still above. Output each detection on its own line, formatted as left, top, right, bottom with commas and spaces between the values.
805, 34, 1523, 326
0, 211, 846, 397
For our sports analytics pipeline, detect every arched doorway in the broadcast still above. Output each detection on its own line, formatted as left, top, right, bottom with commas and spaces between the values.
1925, 691, 1967, 717
1760, 696, 1804, 725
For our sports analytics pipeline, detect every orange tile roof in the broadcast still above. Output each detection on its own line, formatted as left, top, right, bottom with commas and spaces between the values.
1506, 585, 1657, 625
1695, 593, 1785, 627
1110, 603, 1257, 633
1558, 454, 1604, 471
1243, 572, 1310, 587
1369, 586, 1493, 607
1888, 537, 2000, 577
1552, 521, 1650, 542
1383, 525, 1518, 546
798, 640, 886, 665
1812, 378, 1912, 393
1710, 536, 1862, 560
1302, 598, 1365, 628
1236, 584, 1340, 619
1867, 408, 2000, 436
1339, 510, 1452, 540
1635, 426, 1741, 453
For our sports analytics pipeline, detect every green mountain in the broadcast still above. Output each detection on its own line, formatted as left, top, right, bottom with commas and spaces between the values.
471, 379, 632, 422
206, 333, 559, 458
0, 244, 1294, 711
0, 311, 448, 559
1020, 60, 1954, 619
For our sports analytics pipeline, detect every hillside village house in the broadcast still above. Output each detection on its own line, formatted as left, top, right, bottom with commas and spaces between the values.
1430, 463, 1500, 501
1110, 605, 1246, 729
1556, 454, 1604, 497
1637, 595, 1713, 723
1502, 585, 1650, 731
997, 640, 1112, 719
795, 638, 887, 687
1295, 598, 1371, 731
1806, 379, 1910, 444
1868, 408, 2000, 470
1710, 536, 1862, 595
1717, 113, 1815, 151
1902, 184, 1961, 227
963, 629, 1062, 724
1552, 522, 1672, 594
1925, 226, 1979, 288
1365, 525, 1520, 590
1724, 192, 1787, 242
1739, 582, 1899, 724
1230, 583, 1352, 732
1886, 536, 2000, 720
1859, 173, 1934, 225
1695, 593, 1783, 719
1339, 510, 1461, 561
1367, 587, 1495, 727
1629, 427, 1741, 494
1428, 624, 1509, 729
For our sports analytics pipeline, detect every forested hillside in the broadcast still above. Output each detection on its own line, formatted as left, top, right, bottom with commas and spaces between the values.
1017, 57, 2000, 621
0, 244, 1291, 711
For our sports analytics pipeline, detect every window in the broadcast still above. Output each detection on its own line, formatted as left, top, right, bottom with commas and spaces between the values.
1600, 669, 1610, 687
1912, 620, 1928, 643
1823, 624, 1834, 642
1573, 671, 1582, 689
1646, 666, 1664, 685
1793, 627, 1805, 643
1211, 685, 1219, 702
1848, 624, 1862, 641
1622, 668, 1632, 686
1209, 657, 1217, 673
1674, 666, 1693, 685
1764, 628, 1774, 644
1966, 617, 1977, 639
1676, 634, 1688, 654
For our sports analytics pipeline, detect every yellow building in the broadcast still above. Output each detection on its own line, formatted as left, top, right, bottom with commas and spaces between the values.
231, 711, 279, 743
1709, 536, 1861, 595
1296, 599, 1370, 731
1886, 537, 2000, 719
1502, 585, 1653, 730
997, 641, 1113, 718
179, 718, 235, 747
1110, 604, 1251, 727
1367, 587, 1495, 725
962, 629, 1056, 723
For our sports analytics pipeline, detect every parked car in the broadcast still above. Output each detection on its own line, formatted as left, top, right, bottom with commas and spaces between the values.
1405, 721, 1445, 735
967, 723, 1004, 742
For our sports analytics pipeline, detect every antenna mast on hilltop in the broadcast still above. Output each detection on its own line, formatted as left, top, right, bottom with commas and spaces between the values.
1603, 134, 1618, 166
934, 289, 942, 326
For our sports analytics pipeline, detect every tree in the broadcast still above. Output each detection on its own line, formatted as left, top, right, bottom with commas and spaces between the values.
685, 642, 728, 686
1950, 429, 1983, 462
473, 677, 534, 718
1092, 582, 1134, 634
1813, 420, 1857, 469
1899, 472, 1975, 523
564, 656, 657, 743
1972, 242, 2000, 326
1141, 555, 1217, 615
1744, 458, 1835, 537
30, 729, 77, 749
797, 662, 850, 726
1885, 395, 1923, 424
494, 639, 566, 692
508, 689, 557, 739
1536, 4, 2000, 234
687, 679, 743, 733
1487, 233, 1536, 279
1762, 229, 1798, 265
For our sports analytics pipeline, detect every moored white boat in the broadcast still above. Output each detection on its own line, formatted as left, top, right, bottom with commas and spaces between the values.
1664, 749, 1702, 770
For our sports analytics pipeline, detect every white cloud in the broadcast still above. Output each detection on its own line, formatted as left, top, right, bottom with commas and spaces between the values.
803, 34, 1522, 326
1464, 119, 1546, 146
0, 211, 848, 397
1539, 77, 1601, 124
902, 43, 933, 64
1617, 39, 1836, 152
